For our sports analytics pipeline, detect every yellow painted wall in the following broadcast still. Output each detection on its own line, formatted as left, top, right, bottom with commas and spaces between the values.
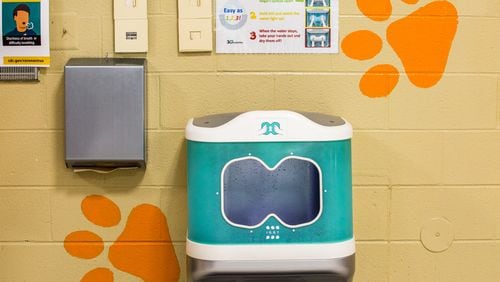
0, 0, 499, 281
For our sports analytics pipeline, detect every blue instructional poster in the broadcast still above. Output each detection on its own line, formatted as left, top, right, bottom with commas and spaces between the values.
0, 0, 50, 67
216, 0, 339, 54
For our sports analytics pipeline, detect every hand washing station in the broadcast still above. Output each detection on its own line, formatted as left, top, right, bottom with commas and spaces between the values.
186, 111, 355, 281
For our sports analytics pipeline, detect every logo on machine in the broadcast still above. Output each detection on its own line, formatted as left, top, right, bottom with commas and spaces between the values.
259, 121, 282, 136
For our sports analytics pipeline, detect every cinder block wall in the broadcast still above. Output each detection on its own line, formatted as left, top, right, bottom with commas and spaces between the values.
1, 0, 499, 281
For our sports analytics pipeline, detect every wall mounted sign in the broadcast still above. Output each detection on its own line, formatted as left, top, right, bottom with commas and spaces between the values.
216, 0, 339, 54
0, 0, 50, 67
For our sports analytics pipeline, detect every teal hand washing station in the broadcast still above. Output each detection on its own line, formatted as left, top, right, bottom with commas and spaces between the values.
186, 111, 355, 281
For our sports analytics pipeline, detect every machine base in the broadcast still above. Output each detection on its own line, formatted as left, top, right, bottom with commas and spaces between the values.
188, 255, 355, 282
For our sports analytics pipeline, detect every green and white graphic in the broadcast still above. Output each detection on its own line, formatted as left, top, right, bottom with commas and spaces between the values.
260, 121, 282, 136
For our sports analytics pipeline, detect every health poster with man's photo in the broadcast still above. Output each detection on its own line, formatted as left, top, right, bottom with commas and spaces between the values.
0, 0, 50, 67
216, 0, 339, 54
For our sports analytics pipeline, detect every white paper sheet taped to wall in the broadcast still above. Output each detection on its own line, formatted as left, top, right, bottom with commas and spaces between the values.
0, 0, 50, 67
216, 0, 339, 54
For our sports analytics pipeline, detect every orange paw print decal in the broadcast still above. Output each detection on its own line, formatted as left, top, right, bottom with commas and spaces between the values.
64, 195, 180, 282
342, 0, 458, 97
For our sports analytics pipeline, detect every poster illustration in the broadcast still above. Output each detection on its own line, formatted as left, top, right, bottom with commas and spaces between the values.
216, 0, 339, 54
0, 0, 49, 66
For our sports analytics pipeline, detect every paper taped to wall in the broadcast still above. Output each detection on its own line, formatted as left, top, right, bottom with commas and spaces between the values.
216, 0, 339, 54
0, 0, 50, 67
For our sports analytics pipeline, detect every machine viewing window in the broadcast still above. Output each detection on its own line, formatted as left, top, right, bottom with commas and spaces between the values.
222, 157, 322, 228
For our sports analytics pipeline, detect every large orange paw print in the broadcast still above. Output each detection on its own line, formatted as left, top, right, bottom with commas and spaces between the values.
64, 195, 180, 282
342, 0, 458, 97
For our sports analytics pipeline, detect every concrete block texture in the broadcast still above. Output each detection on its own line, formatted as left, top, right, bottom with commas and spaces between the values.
0, 0, 499, 280
389, 242, 500, 282
352, 131, 444, 185
443, 132, 500, 185
353, 187, 390, 240
390, 187, 500, 240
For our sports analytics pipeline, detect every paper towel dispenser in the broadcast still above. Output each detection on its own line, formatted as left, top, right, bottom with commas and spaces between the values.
64, 58, 146, 169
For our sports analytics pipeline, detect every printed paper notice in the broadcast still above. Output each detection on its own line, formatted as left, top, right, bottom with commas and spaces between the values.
216, 0, 338, 54
0, 0, 50, 67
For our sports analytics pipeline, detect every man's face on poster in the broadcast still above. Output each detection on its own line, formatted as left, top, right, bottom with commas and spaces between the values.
14, 10, 29, 32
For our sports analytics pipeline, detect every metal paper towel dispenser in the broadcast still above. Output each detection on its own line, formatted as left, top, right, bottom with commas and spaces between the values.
64, 58, 146, 169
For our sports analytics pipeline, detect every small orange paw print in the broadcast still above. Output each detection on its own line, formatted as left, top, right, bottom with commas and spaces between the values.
342, 0, 458, 97
64, 195, 180, 282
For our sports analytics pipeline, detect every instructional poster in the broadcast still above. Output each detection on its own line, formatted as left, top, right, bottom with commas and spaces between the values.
216, 0, 339, 54
0, 0, 50, 67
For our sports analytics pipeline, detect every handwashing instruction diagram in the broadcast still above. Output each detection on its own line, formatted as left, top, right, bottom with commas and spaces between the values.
216, 0, 339, 53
